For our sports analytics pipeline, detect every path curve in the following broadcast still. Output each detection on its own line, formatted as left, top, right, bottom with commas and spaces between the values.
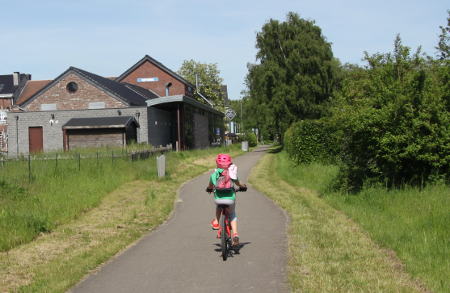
71, 146, 288, 293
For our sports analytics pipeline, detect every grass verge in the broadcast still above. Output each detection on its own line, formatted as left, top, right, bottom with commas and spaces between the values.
0, 145, 243, 292
249, 151, 427, 292
276, 150, 449, 293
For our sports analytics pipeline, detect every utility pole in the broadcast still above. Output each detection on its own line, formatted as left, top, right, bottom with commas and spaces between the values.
240, 99, 243, 133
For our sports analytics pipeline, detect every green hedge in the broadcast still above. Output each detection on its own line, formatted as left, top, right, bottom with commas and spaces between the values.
284, 119, 338, 164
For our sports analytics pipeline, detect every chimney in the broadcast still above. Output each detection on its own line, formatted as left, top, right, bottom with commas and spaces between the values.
13, 72, 20, 86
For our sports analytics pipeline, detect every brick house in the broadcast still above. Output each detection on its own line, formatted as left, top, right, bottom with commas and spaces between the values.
0, 72, 31, 153
7, 56, 224, 157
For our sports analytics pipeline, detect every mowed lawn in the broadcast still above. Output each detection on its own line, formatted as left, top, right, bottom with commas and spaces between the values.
0, 145, 243, 292
250, 150, 447, 292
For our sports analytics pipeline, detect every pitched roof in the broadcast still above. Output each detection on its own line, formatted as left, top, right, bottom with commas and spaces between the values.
21, 67, 149, 107
116, 55, 195, 88
16, 80, 52, 105
63, 116, 139, 129
124, 83, 160, 100
0, 75, 14, 95
0, 73, 29, 96
71, 67, 148, 106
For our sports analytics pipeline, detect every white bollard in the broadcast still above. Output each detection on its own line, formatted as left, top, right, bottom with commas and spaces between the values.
242, 141, 249, 152
157, 154, 166, 177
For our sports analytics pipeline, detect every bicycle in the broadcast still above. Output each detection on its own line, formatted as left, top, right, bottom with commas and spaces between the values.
206, 186, 247, 261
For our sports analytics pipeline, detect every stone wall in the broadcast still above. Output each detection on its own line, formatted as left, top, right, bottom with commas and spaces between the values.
7, 107, 147, 157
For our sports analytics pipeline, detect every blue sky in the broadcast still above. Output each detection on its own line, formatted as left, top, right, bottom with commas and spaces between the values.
1, 0, 448, 100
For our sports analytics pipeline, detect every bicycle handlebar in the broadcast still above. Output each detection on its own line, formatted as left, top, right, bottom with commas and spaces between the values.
205, 186, 247, 193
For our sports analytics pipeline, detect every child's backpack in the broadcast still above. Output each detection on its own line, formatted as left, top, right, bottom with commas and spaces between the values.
215, 169, 234, 192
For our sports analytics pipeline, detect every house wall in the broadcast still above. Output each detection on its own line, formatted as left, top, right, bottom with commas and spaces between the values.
0, 125, 6, 152
119, 61, 189, 97
147, 107, 173, 147
193, 112, 209, 149
67, 128, 125, 149
0, 98, 13, 109
25, 73, 126, 111
7, 107, 147, 157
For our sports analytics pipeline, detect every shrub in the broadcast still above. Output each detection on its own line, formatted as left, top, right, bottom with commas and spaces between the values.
284, 119, 338, 164
328, 37, 450, 191
243, 132, 257, 147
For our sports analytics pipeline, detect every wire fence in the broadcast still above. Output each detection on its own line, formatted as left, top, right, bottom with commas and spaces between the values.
0, 145, 172, 185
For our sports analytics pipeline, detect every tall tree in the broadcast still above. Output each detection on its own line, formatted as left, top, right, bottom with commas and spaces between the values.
436, 10, 450, 60
245, 12, 339, 140
178, 60, 225, 110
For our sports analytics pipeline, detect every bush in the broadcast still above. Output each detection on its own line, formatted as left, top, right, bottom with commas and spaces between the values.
327, 37, 450, 191
284, 119, 338, 164
243, 132, 257, 147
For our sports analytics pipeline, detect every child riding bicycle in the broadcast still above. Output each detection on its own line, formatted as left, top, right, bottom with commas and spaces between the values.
206, 154, 247, 247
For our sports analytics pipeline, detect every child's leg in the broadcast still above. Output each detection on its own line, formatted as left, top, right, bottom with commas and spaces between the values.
215, 206, 221, 223
228, 203, 238, 236
230, 219, 238, 235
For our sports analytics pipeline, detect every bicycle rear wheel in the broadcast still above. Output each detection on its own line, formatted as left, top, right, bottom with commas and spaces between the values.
220, 214, 228, 261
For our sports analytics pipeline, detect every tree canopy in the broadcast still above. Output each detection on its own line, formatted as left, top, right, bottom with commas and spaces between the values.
285, 34, 450, 191
244, 12, 339, 140
177, 60, 225, 110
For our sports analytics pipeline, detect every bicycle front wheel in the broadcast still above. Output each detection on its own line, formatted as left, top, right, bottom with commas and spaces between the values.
220, 214, 228, 261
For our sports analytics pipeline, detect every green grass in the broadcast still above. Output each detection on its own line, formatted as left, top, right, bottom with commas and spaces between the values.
275, 150, 339, 193
1, 144, 243, 292
274, 150, 449, 292
325, 185, 450, 293
250, 151, 422, 292
0, 145, 240, 252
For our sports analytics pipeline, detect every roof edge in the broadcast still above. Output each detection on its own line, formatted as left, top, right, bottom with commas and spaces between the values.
116, 55, 195, 88
146, 95, 224, 116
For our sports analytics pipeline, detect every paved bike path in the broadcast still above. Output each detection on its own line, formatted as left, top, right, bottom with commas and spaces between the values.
71, 146, 288, 292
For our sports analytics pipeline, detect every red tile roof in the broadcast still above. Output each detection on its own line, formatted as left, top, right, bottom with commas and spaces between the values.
16, 80, 52, 105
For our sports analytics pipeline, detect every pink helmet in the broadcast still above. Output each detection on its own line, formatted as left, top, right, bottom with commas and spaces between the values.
216, 153, 232, 169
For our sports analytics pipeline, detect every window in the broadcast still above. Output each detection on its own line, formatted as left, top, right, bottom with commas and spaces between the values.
41, 104, 57, 111
66, 82, 78, 93
165, 82, 172, 96
88, 102, 106, 109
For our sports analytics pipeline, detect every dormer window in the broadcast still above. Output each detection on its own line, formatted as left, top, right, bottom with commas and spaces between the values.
165, 82, 172, 96
66, 82, 78, 93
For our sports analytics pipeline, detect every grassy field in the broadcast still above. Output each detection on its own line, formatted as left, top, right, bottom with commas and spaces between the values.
261, 150, 448, 292
0, 145, 243, 292
250, 150, 431, 292
0, 148, 162, 251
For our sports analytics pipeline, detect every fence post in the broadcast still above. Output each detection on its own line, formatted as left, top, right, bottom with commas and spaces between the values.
157, 154, 166, 178
78, 153, 81, 171
111, 150, 114, 164
28, 154, 31, 183
96, 151, 99, 168
55, 153, 58, 171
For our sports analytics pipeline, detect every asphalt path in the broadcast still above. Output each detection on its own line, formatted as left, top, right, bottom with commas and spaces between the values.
71, 146, 288, 293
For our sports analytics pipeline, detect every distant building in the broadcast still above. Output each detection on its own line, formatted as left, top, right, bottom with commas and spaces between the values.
0, 72, 31, 152
7, 55, 224, 157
